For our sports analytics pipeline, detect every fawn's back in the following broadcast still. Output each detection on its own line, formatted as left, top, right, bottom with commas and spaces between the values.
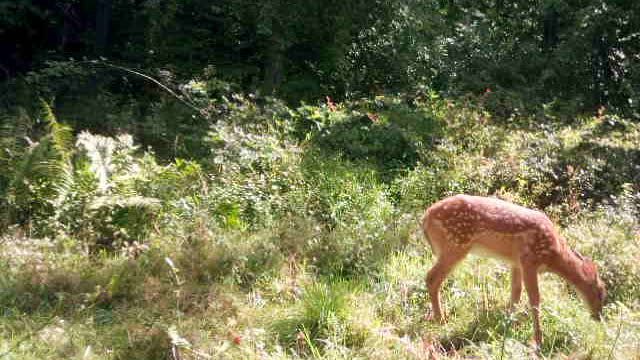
423, 194, 564, 263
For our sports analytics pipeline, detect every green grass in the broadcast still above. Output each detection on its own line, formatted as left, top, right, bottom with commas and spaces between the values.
2, 208, 638, 359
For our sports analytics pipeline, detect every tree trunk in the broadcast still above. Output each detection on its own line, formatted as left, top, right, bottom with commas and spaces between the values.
542, 5, 558, 52
60, 3, 82, 53
262, 35, 284, 96
591, 31, 610, 108
261, 1, 284, 96
96, 0, 112, 55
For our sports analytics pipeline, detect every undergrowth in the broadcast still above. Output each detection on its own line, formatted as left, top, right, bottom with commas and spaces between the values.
0, 88, 639, 359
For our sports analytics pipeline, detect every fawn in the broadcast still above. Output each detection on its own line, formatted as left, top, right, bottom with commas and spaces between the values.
422, 195, 605, 346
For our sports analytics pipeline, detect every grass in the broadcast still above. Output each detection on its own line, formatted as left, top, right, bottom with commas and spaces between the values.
1, 208, 638, 360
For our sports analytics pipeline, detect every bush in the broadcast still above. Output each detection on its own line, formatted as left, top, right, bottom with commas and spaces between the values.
204, 94, 306, 228
312, 113, 418, 175
50, 132, 163, 249
310, 93, 444, 180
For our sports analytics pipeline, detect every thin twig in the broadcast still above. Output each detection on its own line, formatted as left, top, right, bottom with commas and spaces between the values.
84, 60, 208, 119
607, 317, 624, 360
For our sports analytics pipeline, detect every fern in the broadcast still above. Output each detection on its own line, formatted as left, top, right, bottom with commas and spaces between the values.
2, 101, 74, 227
76, 131, 118, 192
2, 102, 161, 242
0, 107, 33, 162
38, 98, 72, 164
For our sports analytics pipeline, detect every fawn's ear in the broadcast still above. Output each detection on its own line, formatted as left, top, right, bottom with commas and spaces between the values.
571, 248, 584, 260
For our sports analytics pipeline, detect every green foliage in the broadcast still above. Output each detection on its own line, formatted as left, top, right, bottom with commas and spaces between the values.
0, 101, 73, 230
49, 132, 163, 249
3, 0, 640, 118
313, 113, 417, 170
87, 195, 161, 251
302, 155, 387, 226
1, 91, 639, 359
23, 61, 95, 100
202, 94, 307, 228
391, 95, 504, 209
301, 92, 446, 185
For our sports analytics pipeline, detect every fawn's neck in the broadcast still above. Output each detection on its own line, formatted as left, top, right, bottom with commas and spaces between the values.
547, 248, 589, 295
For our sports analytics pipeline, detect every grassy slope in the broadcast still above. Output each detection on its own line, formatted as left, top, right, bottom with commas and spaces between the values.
1, 100, 639, 360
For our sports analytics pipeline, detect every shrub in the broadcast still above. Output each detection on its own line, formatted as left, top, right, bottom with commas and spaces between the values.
312, 113, 418, 175
204, 93, 306, 228
51, 132, 163, 249
309, 93, 444, 180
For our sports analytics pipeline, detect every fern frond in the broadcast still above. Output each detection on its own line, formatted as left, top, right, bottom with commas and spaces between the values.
4, 102, 74, 224
8, 137, 59, 204
0, 107, 34, 166
76, 131, 116, 191
38, 99, 73, 164
50, 163, 76, 207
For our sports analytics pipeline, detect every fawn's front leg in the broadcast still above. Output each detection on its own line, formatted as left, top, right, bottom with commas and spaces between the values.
510, 266, 523, 310
520, 259, 542, 347
426, 250, 469, 322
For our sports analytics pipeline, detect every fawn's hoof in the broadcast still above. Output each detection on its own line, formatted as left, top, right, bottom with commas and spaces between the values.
424, 313, 446, 323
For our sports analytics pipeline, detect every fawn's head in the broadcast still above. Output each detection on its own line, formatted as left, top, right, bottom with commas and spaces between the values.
582, 258, 606, 320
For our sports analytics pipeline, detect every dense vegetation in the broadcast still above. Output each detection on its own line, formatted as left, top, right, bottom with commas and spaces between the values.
1, 1, 639, 359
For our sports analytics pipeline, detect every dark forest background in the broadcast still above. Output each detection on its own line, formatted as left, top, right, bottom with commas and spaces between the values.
2, 0, 639, 115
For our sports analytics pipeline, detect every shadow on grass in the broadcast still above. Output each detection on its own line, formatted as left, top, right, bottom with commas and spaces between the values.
0, 250, 166, 315
435, 308, 576, 356
436, 308, 509, 353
